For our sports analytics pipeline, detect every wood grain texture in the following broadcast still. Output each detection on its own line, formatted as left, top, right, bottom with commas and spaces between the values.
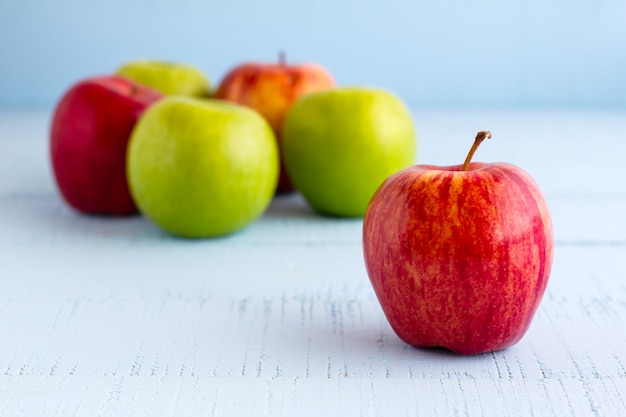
1, 110, 625, 416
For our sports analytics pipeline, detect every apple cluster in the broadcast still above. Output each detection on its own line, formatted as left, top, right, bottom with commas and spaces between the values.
50, 57, 418, 237
50, 58, 554, 355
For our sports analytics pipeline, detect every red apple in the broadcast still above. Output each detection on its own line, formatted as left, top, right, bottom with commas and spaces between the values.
50, 75, 163, 215
214, 54, 335, 193
363, 131, 554, 355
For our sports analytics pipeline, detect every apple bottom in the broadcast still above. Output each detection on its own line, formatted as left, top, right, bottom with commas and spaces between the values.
380, 231, 550, 355
365, 232, 551, 355
377, 263, 544, 355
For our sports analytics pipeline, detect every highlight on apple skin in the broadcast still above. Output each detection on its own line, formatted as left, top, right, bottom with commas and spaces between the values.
362, 132, 554, 355
50, 75, 163, 216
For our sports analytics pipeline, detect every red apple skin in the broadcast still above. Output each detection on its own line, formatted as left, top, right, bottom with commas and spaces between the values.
362, 162, 554, 355
50, 75, 163, 215
214, 60, 335, 193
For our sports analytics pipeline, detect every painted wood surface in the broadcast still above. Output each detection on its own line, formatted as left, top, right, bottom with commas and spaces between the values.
1, 110, 625, 416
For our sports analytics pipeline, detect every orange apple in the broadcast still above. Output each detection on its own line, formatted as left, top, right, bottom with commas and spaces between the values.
214, 54, 335, 193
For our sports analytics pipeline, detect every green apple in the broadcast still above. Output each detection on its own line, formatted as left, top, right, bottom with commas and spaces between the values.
116, 59, 210, 97
281, 87, 417, 217
127, 96, 279, 238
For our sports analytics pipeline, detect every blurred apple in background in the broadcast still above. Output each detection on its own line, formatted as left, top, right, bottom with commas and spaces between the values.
363, 131, 554, 355
281, 87, 417, 217
116, 59, 211, 97
126, 96, 279, 238
50, 75, 163, 215
214, 53, 335, 193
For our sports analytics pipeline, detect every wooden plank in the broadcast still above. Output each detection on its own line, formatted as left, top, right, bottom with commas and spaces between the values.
2, 375, 626, 417
2, 245, 625, 378
1, 110, 626, 416
1, 192, 625, 248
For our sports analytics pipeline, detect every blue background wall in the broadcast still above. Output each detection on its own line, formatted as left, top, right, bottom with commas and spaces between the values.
1, 0, 625, 109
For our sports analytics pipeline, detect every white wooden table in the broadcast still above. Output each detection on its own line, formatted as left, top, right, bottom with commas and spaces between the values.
1, 109, 625, 416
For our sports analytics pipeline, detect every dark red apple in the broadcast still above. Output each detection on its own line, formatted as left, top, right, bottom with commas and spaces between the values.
50, 75, 163, 215
214, 54, 335, 193
363, 131, 554, 355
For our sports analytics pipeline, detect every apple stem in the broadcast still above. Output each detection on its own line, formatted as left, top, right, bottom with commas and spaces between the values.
279, 51, 286, 66
462, 130, 492, 171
